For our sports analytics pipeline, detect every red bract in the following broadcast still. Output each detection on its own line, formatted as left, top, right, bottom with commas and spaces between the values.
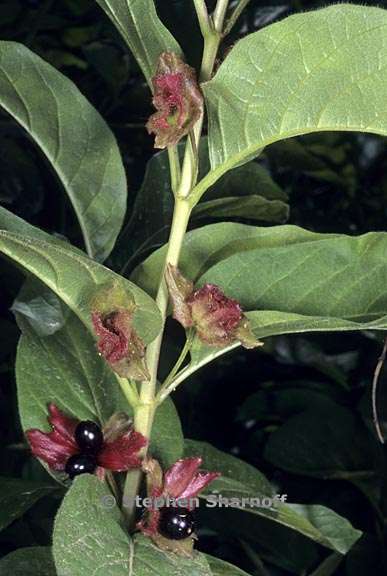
146, 52, 203, 148
138, 457, 220, 543
188, 284, 243, 345
26, 404, 147, 475
165, 265, 262, 349
92, 310, 130, 363
92, 309, 150, 381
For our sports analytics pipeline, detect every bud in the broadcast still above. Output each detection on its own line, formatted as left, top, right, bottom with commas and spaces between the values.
165, 266, 262, 349
91, 283, 150, 381
146, 52, 203, 148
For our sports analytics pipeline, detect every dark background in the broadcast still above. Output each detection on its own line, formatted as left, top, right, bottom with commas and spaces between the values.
0, 1, 387, 574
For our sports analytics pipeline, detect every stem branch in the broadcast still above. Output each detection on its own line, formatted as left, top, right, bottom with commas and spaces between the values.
157, 331, 194, 403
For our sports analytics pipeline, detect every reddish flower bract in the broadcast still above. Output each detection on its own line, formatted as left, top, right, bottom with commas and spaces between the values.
146, 52, 203, 148
138, 456, 220, 542
26, 404, 147, 475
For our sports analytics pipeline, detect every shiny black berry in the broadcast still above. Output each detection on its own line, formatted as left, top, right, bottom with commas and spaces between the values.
65, 453, 97, 479
158, 507, 195, 540
74, 420, 103, 453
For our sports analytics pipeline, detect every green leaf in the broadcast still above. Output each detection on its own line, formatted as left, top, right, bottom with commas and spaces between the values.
185, 440, 361, 553
132, 535, 212, 576
132, 222, 316, 298
95, 0, 182, 84
133, 222, 387, 385
205, 555, 253, 576
0, 547, 56, 576
15, 291, 182, 475
16, 303, 126, 428
53, 475, 130, 575
200, 5, 387, 193
53, 474, 213, 576
198, 230, 387, 333
0, 477, 56, 532
133, 221, 387, 338
0, 41, 126, 261
0, 230, 161, 344
264, 404, 375, 479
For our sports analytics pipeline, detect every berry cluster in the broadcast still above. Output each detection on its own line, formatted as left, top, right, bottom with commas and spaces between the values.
65, 421, 103, 479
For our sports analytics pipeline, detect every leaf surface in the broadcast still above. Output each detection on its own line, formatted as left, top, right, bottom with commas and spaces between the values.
0, 41, 126, 261
95, 0, 182, 84
200, 5, 387, 192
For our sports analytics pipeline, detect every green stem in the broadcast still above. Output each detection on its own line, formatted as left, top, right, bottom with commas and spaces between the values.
156, 331, 194, 403
223, 0, 251, 36
142, 198, 192, 410
213, 0, 230, 32
168, 146, 181, 195
122, 0, 229, 528
122, 199, 192, 527
116, 375, 139, 407
192, 0, 212, 37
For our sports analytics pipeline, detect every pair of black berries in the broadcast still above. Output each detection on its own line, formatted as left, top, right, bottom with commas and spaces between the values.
65, 420, 103, 480
65, 421, 195, 540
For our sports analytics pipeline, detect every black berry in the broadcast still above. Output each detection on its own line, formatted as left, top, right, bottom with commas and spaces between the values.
65, 453, 97, 479
74, 420, 103, 453
158, 507, 195, 540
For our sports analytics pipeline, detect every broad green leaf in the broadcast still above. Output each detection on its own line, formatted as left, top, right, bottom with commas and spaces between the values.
205, 555, 252, 576
132, 222, 321, 298
198, 231, 387, 332
16, 306, 126, 428
0, 230, 161, 344
133, 222, 387, 385
116, 145, 287, 272
199, 5, 387, 194
95, 0, 182, 84
53, 474, 213, 576
264, 404, 375, 479
15, 293, 182, 476
0, 41, 126, 261
0, 477, 56, 532
53, 475, 130, 575
185, 440, 361, 553
0, 547, 55, 576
